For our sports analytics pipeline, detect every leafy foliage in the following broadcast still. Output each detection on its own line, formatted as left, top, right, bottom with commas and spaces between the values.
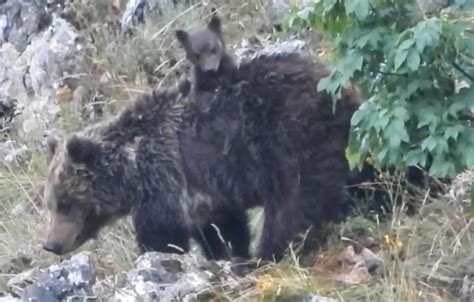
471, 186, 474, 217
284, 0, 474, 178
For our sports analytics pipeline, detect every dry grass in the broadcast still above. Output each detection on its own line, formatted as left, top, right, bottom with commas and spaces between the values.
0, 1, 472, 301
221, 192, 471, 302
228, 173, 473, 302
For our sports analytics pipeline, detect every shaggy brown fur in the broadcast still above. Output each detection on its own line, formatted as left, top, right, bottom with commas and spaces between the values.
42, 80, 193, 255
42, 50, 360, 262
178, 52, 361, 261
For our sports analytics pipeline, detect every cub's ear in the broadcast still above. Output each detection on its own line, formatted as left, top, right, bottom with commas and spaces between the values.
43, 135, 60, 163
66, 135, 101, 165
178, 78, 192, 97
175, 30, 189, 47
207, 14, 221, 34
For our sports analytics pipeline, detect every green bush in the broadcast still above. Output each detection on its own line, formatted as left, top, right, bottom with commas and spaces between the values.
283, 0, 474, 178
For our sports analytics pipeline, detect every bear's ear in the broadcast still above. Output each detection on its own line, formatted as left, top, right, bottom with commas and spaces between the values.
66, 135, 101, 165
178, 78, 191, 97
43, 134, 61, 163
175, 30, 190, 48
44, 136, 58, 159
207, 14, 221, 34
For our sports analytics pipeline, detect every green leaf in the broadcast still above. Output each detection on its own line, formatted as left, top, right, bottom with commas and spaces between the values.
345, 0, 370, 20
453, 0, 474, 10
394, 49, 409, 70
346, 145, 363, 170
429, 155, 454, 177
377, 146, 389, 162
421, 135, 438, 152
297, 7, 313, 20
444, 125, 464, 140
322, 0, 339, 13
416, 106, 438, 129
398, 39, 415, 50
374, 115, 390, 130
447, 102, 465, 117
470, 187, 474, 218
413, 18, 441, 53
387, 147, 400, 164
406, 49, 421, 71
351, 108, 366, 126
386, 118, 410, 145
356, 29, 383, 49
433, 139, 449, 155
344, 51, 364, 76
392, 107, 409, 120
396, 79, 431, 101
453, 85, 474, 107
404, 148, 424, 166
287, 0, 472, 178
317, 72, 343, 100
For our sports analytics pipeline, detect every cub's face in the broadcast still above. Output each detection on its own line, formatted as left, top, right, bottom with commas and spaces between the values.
42, 135, 114, 255
175, 15, 225, 72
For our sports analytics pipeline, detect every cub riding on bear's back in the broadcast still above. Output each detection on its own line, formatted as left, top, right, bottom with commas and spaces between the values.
42, 14, 361, 263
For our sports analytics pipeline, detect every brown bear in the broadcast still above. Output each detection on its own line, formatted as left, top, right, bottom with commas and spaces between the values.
173, 14, 362, 261
42, 49, 360, 262
177, 52, 361, 261
174, 13, 236, 94
42, 80, 194, 256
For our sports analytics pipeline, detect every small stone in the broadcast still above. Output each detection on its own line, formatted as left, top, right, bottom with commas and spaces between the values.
10, 202, 32, 217
339, 245, 356, 265
0, 294, 20, 302
364, 258, 384, 278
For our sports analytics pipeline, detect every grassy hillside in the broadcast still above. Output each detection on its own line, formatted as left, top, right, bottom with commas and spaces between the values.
0, 1, 472, 301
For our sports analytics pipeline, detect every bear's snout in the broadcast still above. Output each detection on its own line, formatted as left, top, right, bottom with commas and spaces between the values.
43, 211, 84, 255
42, 241, 63, 255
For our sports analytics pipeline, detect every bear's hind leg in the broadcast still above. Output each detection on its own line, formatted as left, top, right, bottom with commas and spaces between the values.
257, 205, 313, 262
193, 207, 251, 260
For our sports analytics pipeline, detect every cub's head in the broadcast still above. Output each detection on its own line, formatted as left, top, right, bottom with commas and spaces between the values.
42, 135, 127, 255
175, 14, 225, 72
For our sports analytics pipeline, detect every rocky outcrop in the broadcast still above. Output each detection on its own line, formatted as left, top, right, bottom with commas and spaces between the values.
0, 0, 89, 166
5, 251, 337, 301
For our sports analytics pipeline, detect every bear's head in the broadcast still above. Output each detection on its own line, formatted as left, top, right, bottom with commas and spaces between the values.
175, 14, 225, 73
41, 134, 129, 255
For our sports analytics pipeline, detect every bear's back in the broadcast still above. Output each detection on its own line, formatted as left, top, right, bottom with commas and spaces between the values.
178, 51, 361, 207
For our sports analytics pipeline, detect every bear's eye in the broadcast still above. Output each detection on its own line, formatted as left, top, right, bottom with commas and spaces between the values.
189, 52, 200, 60
209, 46, 217, 54
57, 203, 73, 215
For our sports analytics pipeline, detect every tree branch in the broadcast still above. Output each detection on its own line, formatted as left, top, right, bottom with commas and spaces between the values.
452, 61, 474, 82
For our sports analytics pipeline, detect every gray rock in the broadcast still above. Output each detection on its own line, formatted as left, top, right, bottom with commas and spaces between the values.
0, 139, 29, 168
297, 295, 339, 302
265, 0, 315, 28
363, 257, 384, 278
445, 169, 473, 205
269, 294, 339, 302
0, 0, 51, 53
7, 249, 339, 301
0, 8, 88, 140
452, 259, 474, 302
107, 252, 216, 301
0, 294, 20, 302
233, 37, 310, 64
417, 0, 450, 14
120, 0, 177, 35
18, 252, 96, 301
121, 0, 147, 35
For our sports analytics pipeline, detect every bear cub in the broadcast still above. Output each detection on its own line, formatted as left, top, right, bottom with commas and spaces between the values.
175, 13, 236, 93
